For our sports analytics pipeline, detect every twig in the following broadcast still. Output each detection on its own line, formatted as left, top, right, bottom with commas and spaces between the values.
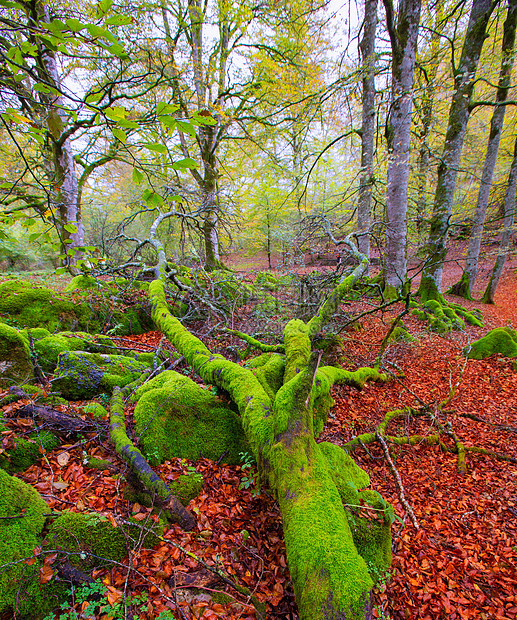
376, 431, 419, 530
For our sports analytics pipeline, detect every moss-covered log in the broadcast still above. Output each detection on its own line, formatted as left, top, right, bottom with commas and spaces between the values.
149, 277, 390, 620
109, 386, 196, 530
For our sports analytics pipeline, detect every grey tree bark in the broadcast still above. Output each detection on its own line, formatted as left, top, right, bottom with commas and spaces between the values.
30, 0, 84, 268
357, 0, 378, 263
418, 0, 499, 301
383, 0, 422, 293
413, 0, 446, 248
450, 0, 517, 299
482, 134, 517, 303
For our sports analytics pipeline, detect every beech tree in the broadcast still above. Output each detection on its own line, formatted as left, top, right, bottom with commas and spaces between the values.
450, 0, 517, 298
357, 0, 378, 262
382, 0, 422, 293
418, 0, 500, 301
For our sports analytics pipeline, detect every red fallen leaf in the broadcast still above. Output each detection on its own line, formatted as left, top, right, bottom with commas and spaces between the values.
39, 565, 53, 584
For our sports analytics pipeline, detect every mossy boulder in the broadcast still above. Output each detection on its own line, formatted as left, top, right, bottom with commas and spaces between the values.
0, 323, 33, 387
0, 468, 50, 617
411, 297, 483, 333
52, 351, 151, 400
0, 279, 95, 333
47, 511, 163, 570
467, 327, 517, 360
170, 473, 205, 506
34, 332, 117, 373
132, 370, 248, 465
0, 416, 59, 472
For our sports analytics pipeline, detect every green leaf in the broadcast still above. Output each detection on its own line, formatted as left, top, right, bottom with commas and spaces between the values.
105, 106, 127, 121
87, 23, 116, 42
107, 43, 128, 59
159, 115, 178, 129
192, 111, 217, 126
132, 168, 144, 185
33, 83, 58, 95
98, 0, 113, 15
105, 14, 132, 25
29, 232, 41, 242
117, 119, 139, 129
143, 143, 167, 154
172, 157, 197, 170
156, 102, 180, 115
176, 120, 196, 137
65, 18, 86, 32
63, 223, 78, 233
54, 267, 67, 275
146, 192, 164, 207
112, 127, 127, 143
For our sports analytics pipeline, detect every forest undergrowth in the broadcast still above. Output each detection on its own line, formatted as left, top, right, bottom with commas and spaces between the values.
1, 252, 516, 620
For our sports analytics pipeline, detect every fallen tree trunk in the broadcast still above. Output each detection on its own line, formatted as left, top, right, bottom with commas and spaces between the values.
148, 234, 393, 620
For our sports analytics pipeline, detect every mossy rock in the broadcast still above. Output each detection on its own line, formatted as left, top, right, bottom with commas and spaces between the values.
132, 370, 248, 465
169, 473, 205, 506
83, 402, 109, 420
0, 323, 33, 387
389, 324, 417, 343
467, 327, 517, 360
52, 351, 151, 400
0, 279, 96, 333
34, 332, 117, 373
0, 468, 51, 618
47, 511, 163, 570
0, 418, 60, 472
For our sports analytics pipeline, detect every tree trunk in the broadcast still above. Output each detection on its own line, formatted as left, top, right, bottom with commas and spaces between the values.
383, 0, 422, 294
357, 0, 378, 264
482, 134, 517, 303
413, 0, 445, 248
30, 0, 84, 270
148, 239, 392, 620
418, 0, 497, 301
450, 0, 517, 299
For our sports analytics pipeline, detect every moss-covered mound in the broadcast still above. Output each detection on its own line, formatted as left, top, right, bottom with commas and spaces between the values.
0, 322, 33, 387
411, 297, 483, 333
0, 279, 96, 333
132, 370, 248, 465
0, 279, 153, 336
34, 332, 117, 373
467, 327, 517, 360
47, 511, 163, 570
0, 418, 59, 472
0, 469, 49, 617
52, 351, 151, 400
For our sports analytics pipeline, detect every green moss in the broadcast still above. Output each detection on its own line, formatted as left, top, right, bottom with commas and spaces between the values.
83, 402, 109, 419
0, 468, 51, 618
52, 351, 151, 400
389, 325, 417, 343
0, 423, 59, 472
0, 323, 33, 387
48, 511, 163, 570
319, 443, 393, 582
247, 353, 285, 401
83, 456, 114, 470
0, 280, 95, 333
467, 327, 517, 360
169, 473, 204, 506
19, 327, 51, 340
133, 370, 248, 465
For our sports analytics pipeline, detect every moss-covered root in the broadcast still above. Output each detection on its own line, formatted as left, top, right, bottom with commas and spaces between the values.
270, 364, 374, 620
109, 387, 195, 530
410, 297, 483, 333
224, 328, 285, 353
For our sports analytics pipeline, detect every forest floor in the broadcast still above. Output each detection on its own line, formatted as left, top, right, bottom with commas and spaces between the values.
1, 247, 517, 620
